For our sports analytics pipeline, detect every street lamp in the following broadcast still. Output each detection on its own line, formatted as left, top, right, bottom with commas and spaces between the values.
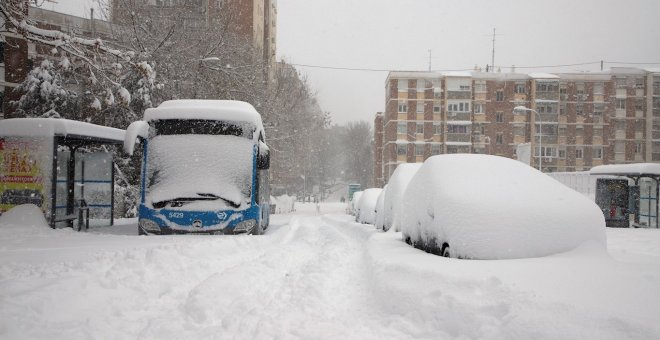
513, 105, 543, 172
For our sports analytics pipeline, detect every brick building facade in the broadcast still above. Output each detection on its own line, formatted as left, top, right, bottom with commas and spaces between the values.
375, 68, 660, 184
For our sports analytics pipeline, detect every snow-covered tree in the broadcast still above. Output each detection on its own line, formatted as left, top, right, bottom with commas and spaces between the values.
1, 0, 157, 126
14, 59, 75, 118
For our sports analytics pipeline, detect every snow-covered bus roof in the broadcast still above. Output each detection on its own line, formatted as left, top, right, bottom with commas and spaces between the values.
590, 163, 660, 177
143, 100, 266, 139
0, 118, 125, 143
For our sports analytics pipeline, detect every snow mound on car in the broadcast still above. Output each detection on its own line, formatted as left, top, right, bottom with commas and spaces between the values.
383, 163, 422, 232
356, 188, 382, 224
401, 154, 606, 259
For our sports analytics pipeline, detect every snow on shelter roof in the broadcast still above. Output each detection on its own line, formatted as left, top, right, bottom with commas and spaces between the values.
590, 163, 660, 177
143, 100, 265, 140
0, 118, 125, 143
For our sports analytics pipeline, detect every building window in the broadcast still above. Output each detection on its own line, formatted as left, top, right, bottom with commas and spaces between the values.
636, 142, 643, 154
635, 78, 645, 89
515, 83, 525, 94
433, 104, 441, 113
397, 144, 407, 155
398, 101, 408, 113
415, 144, 424, 156
416, 102, 424, 114
496, 133, 503, 145
496, 90, 504, 102
397, 121, 406, 134
0, 42, 4, 61
576, 148, 583, 159
417, 79, 427, 91
495, 112, 503, 122
593, 83, 604, 95
432, 144, 441, 155
398, 79, 408, 91
594, 147, 603, 159
474, 103, 484, 114
594, 103, 604, 116
616, 99, 626, 110
636, 98, 644, 111
459, 85, 471, 91
433, 123, 442, 135
559, 149, 566, 158
576, 103, 584, 115
474, 83, 487, 93
416, 122, 424, 134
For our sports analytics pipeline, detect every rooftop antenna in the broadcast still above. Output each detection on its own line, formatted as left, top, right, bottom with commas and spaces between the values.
428, 49, 432, 71
491, 28, 496, 72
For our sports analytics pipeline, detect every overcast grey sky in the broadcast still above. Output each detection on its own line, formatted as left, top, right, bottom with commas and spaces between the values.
58, 0, 660, 125
276, 0, 660, 125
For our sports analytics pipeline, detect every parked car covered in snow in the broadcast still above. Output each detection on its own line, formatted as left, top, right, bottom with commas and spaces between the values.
382, 163, 422, 232
400, 154, 606, 259
374, 185, 387, 230
347, 191, 363, 216
356, 188, 382, 224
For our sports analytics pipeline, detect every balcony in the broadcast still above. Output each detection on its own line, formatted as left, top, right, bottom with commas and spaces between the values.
446, 133, 472, 143
535, 91, 559, 101
446, 91, 472, 100
446, 111, 471, 121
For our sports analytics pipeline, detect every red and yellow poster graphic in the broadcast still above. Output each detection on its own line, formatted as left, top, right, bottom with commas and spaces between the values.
0, 138, 45, 213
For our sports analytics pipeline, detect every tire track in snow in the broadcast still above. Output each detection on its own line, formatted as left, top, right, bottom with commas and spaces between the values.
140, 214, 389, 339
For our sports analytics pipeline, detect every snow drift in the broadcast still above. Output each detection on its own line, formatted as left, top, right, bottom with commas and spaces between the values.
400, 154, 606, 259
0, 204, 49, 234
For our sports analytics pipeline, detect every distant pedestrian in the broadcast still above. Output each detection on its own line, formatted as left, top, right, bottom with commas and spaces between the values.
316, 202, 321, 214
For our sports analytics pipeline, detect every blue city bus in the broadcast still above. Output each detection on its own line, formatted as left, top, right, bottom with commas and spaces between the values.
124, 100, 270, 235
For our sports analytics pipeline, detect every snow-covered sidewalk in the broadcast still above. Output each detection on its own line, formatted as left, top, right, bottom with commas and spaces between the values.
1, 203, 659, 339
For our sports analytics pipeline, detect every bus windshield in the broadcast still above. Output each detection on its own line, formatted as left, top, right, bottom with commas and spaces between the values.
145, 120, 255, 211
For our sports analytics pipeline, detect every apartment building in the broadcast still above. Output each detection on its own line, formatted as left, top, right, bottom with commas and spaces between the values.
375, 68, 660, 185
1, 7, 113, 118
111, 0, 276, 67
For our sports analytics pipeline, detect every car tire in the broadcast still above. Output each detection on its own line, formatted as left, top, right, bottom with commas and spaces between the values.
442, 244, 451, 258
251, 223, 264, 235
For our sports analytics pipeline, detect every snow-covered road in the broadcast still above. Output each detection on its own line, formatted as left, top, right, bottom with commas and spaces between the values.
1, 203, 660, 339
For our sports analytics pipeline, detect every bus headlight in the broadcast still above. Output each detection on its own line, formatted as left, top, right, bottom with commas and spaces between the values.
234, 219, 256, 233
139, 219, 161, 232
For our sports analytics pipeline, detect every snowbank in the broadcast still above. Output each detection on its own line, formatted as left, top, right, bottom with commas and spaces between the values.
401, 154, 606, 259
0, 204, 49, 234
356, 188, 382, 224
383, 163, 422, 232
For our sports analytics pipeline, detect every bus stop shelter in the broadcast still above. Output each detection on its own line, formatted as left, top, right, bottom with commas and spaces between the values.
0, 118, 125, 229
591, 163, 660, 228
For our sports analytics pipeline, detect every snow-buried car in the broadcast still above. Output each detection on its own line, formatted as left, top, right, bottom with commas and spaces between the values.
400, 154, 606, 259
356, 188, 382, 224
